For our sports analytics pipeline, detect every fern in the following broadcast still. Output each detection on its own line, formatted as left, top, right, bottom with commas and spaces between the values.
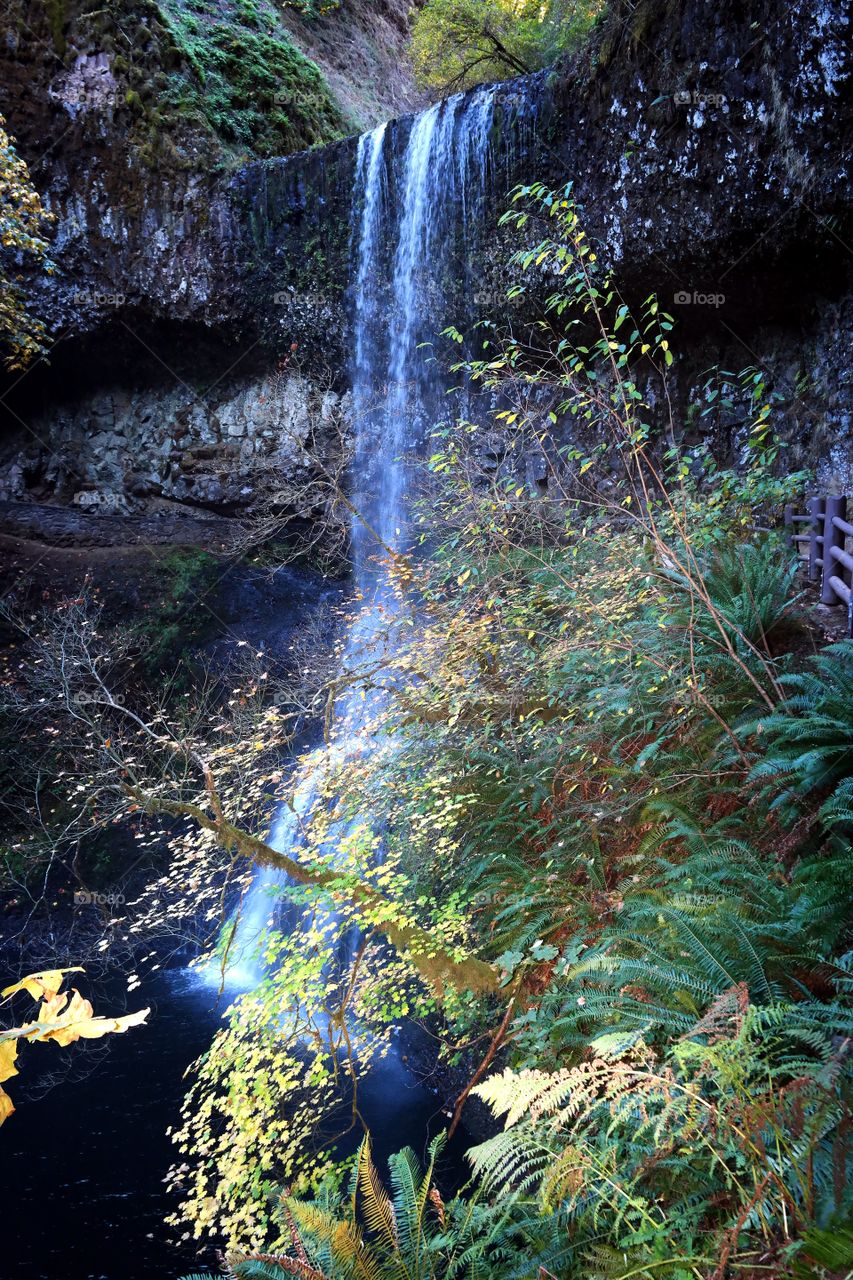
749, 641, 853, 820
791, 1221, 853, 1278
471, 1001, 851, 1277
211, 1137, 551, 1280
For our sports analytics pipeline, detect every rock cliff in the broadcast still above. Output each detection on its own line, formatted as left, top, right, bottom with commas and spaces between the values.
0, 0, 850, 532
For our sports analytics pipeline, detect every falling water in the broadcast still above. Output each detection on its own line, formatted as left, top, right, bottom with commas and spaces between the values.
370, 87, 500, 572
350, 118, 388, 579
211, 78, 540, 986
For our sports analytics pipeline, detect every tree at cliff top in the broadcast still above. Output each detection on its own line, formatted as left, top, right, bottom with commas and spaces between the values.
411, 0, 605, 94
0, 114, 53, 370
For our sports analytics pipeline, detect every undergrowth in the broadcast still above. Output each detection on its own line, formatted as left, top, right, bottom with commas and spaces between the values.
49, 181, 845, 1277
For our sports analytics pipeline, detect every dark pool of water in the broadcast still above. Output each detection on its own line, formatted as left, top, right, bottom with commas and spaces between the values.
1, 968, 468, 1280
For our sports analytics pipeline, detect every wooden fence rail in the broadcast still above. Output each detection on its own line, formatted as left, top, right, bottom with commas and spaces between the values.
785, 494, 853, 636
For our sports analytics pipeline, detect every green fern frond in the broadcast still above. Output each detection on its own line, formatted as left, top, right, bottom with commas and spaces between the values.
355, 1140, 400, 1255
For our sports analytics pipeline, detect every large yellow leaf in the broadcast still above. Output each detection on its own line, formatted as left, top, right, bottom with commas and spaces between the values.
0, 1040, 18, 1084
0, 968, 148, 1123
0, 1086, 14, 1126
35, 989, 70, 1022
1, 968, 84, 1002
33, 991, 149, 1046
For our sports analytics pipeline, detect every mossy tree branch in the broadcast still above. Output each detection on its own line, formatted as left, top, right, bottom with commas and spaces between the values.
125, 784, 500, 996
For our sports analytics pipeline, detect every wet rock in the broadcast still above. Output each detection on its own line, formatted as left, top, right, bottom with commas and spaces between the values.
0, 370, 351, 517
0, 0, 849, 533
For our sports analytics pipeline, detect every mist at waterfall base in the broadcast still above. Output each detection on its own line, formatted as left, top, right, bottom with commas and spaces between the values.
0, 82, 542, 1279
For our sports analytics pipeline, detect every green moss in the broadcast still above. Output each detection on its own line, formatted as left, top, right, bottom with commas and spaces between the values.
154, 0, 349, 158
42, 0, 67, 55
234, 0, 265, 28
72, 0, 349, 167
132, 547, 221, 671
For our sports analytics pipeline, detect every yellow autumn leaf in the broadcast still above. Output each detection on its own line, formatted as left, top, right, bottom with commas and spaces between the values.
0, 1086, 14, 1126
0, 969, 148, 1126
36, 988, 70, 1024
32, 991, 150, 1046
0, 1039, 18, 1083
1, 967, 84, 1002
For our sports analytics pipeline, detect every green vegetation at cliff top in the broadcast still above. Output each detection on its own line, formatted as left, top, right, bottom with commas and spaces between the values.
154, 0, 350, 157
412, 0, 606, 94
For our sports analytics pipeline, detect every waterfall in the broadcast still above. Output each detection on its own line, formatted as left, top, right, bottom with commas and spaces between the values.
350, 118, 388, 580
206, 79, 539, 989
342, 87, 499, 703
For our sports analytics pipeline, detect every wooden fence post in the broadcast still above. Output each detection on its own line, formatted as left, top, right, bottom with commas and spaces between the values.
784, 504, 794, 546
821, 495, 848, 605
808, 497, 825, 583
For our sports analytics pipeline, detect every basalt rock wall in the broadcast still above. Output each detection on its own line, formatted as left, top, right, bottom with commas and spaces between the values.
0, 0, 850, 528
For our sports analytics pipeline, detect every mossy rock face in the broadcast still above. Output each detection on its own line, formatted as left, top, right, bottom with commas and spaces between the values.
28, 0, 352, 166
151, 0, 351, 158
131, 547, 222, 671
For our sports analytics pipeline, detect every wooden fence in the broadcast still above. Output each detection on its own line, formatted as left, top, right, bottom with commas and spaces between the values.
785, 495, 853, 636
